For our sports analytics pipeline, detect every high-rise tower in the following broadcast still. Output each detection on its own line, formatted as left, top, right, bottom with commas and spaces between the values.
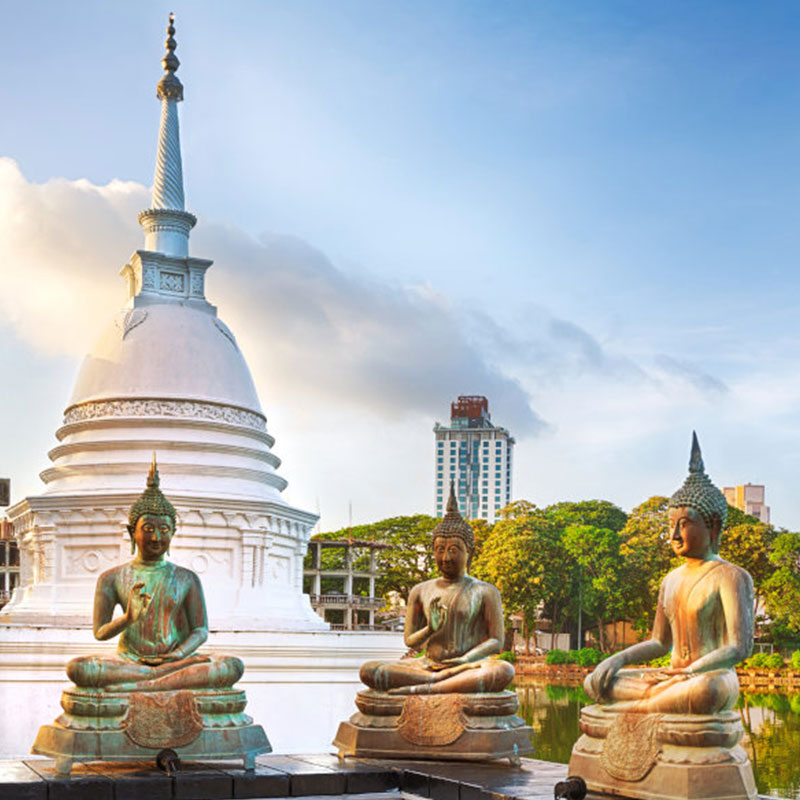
433, 396, 514, 522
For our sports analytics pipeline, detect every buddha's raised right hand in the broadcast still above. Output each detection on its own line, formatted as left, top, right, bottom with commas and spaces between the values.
429, 596, 448, 632
124, 581, 151, 625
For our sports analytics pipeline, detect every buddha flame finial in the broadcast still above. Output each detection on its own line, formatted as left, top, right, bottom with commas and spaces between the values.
689, 430, 705, 474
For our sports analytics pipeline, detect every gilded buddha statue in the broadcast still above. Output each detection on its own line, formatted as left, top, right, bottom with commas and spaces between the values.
569, 433, 757, 800
32, 460, 269, 774
335, 485, 532, 762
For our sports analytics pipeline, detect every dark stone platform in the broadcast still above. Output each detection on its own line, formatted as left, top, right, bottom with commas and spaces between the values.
0, 752, 568, 800
0, 753, 780, 800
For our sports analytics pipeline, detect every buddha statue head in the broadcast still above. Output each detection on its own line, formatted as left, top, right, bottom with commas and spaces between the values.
127, 457, 177, 557
668, 432, 727, 555
431, 482, 474, 578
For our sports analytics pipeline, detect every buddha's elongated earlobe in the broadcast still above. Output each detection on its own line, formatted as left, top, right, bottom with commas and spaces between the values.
130, 537, 136, 555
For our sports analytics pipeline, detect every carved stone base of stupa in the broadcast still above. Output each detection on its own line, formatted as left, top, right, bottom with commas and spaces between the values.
32, 685, 270, 775
333, 689, 533, 764
568, 704, 757, 800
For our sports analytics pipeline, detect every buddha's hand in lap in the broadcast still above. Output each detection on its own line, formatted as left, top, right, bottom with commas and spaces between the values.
587, 654, 625, 700
138, 652, 211, 666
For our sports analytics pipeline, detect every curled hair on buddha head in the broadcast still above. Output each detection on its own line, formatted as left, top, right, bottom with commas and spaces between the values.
431, 481, 475, 551
127, 454, 177, 537
668, 432, 728, 541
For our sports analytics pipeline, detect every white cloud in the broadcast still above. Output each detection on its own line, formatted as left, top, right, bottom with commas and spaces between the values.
2, 159, 799, 530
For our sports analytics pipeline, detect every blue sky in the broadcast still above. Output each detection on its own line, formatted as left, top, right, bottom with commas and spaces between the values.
1, 2, 799, 529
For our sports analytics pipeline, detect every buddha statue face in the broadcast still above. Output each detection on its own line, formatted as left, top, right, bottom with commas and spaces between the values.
668, 506, 719, 560
433, 535, 470, 580
132, 513, 174, 562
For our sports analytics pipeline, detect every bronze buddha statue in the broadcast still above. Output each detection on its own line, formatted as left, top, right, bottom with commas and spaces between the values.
335, 484, 531, 762
569, 434, 757, 800
67, 460, 243, 692
32, 460, 269, 774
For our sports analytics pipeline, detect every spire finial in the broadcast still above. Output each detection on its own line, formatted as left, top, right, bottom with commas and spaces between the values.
140, 9, 196, 243
157, 12, 183, 102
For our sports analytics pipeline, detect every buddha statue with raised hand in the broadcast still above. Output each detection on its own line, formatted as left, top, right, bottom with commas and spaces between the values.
335, 484, 532, 762
32, 459, 269, 774
569, 434, 757, 800
66, 458, 242, 691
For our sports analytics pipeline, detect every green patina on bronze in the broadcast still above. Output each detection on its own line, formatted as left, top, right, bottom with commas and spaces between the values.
334, 482, 533, 762
32, 454, 269, 773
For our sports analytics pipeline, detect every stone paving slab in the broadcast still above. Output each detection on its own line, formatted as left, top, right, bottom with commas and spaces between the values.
0, 755, 782, 800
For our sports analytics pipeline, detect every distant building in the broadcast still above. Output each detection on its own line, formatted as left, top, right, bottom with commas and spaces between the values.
433, 396, 514, 522
0, 519, 19, 610
723, 483, 770, 524
303, 539, 389, 630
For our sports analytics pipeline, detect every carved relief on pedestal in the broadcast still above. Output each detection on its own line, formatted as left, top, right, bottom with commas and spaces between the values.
600, 713, 661, 782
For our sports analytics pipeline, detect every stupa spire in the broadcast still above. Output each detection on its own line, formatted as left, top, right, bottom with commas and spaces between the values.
153, 13, 185, 211
137, 13, 197, 258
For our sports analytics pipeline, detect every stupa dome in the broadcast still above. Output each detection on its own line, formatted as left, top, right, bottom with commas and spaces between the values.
68, 304, 262, 413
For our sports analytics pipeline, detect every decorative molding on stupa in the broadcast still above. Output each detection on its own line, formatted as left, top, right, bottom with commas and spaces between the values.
62, 397, 267, 431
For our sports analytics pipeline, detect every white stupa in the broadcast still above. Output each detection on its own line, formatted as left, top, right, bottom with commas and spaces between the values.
1, 15, 322, 631
0, 15, 403, 756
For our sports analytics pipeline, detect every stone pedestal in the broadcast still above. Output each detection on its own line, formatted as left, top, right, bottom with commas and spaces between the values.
32, 683, 270, 775
568, 704, 757, 800
333, 689, 533, 764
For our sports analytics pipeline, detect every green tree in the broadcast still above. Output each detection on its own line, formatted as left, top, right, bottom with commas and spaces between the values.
545, 500, 628, 533
719, 521, 778, 615
763, 532, 800, 633
472, 504, 564, 652
618, 496, 672, 635
313, 515, 440, 600
562, 524, 625, 653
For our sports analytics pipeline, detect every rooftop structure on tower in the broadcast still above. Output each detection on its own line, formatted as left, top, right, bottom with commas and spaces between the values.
433, 396, 514, 522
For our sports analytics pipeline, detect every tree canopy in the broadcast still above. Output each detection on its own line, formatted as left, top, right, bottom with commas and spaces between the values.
311, 495, 800, 651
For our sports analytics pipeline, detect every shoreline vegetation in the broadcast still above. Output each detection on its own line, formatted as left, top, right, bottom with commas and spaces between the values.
510, 649, 800, 688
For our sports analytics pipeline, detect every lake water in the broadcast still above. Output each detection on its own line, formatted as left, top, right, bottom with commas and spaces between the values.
516, 680, 800, 799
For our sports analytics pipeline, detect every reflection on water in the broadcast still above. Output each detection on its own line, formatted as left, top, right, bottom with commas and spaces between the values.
515, 680, 800, 799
